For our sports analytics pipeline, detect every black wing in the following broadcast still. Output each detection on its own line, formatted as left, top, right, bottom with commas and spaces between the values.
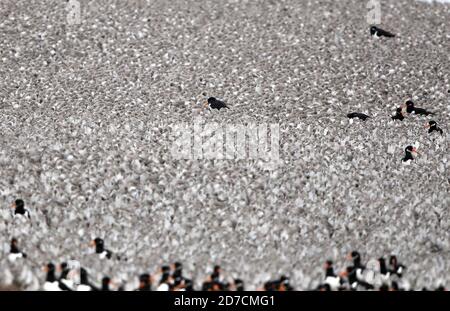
347, 112, 370, 120
413, 107, 433, 115
378, 28, 395, 38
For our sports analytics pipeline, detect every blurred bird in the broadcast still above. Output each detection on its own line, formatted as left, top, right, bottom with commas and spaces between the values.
43, 263, 62, 291
89, 238, 113, 260
12, 199, 31, 220
323, 260, 342, 290
370, 26, 395, 38
403, 100, 434, 116
233, 279, 245, 291
347, 112, 371, 121
76, 268, 98, 291
157, 272, 172, 291
426, 120, 443, 135
278, 276, 294, 291
348, 251, 364, 269
402, 146, 417, 163
136, 273, 152, 291
377, 257, 391, 286
101, 276, 112, 291
388, 255, 406, 278
391, 108, 404, 121
58, 262, 76, 290
204, 97, 229, 110
341, 266, 374, 290
8, 238, 27, 262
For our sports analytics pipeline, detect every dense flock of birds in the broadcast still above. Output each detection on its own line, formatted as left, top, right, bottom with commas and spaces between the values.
1, 1, 449, 291
3, 201, 448, 291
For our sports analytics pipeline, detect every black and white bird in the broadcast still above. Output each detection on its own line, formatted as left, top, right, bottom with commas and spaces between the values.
402, 145, 417, 163
377, 257, 391, 286
90, 238, 113, 259
403, 100, 434, 116
204, 97, 229, 110
388, 255, 406, 278
8, 238, 27, 262
342, 266, 374, 290
58, 262, 76, 290
426, 120, 443, 135
348, 251, 376, 289
76, 268, 98, 291
101, 276, 112, 291
347, 112, 371, 121
370, 26, 395, 38
43, 263, 62, 291
323, 260, 342, 290
391, 108, 405, 121
12, 199, 31, 220
136, 273, 152, 291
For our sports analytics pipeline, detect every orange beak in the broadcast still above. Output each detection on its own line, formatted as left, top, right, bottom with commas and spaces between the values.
425, 123, 430, 128
203, 100, 209, 108
412, 147, 418, 154
339, 271, 348, 278
89, 240, 95, 247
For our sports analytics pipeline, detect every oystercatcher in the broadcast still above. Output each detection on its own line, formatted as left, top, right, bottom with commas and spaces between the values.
426, 120, 443, 135
8, 238, 27, 262
43, 263, 62, 291
403, 100, 434, 116
370, 26, 395, 38
389, 255, 406, 278
12, 199, 31, 219
204, 97, 229, 110
90, 238, 113, 259
347, 112, 371, 121
136, 273, 152, 291
402, 146, 417, 163
323, 260, 342, 290
391, 108, 404, 121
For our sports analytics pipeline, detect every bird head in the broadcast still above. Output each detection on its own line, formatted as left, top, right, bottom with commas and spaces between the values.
405, 145, 417, 154
426, 120, 437, 128
405, 100, 414, 108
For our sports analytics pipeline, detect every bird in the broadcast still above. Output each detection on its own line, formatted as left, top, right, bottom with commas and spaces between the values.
402, 145, 417, 163
204, 97, 229, 110
89, 238, 113, 259
76, 268, 97, 291
391, 108, 405, 121
233, 279, 245, 291
157, 271, 172, 291
58, 262, 76, 290
426, 120, 443, 135
342, 266, 374, 290
388, 255, 406, 278
136, 273, 152, 291
171, 262, 183, 280
323, 260, 342, 290
278, 276, 294, 291
12, 199, 31, 220
377, 257, 391, 286
347, 112, 371, 121
403, 100, 434, 116
101, 276, 112, 291
42, 263, 62, 291
348, 251, 364, 269
262, 276, 292, 291
8, 238, 27, 262
370, 26, 395, 38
